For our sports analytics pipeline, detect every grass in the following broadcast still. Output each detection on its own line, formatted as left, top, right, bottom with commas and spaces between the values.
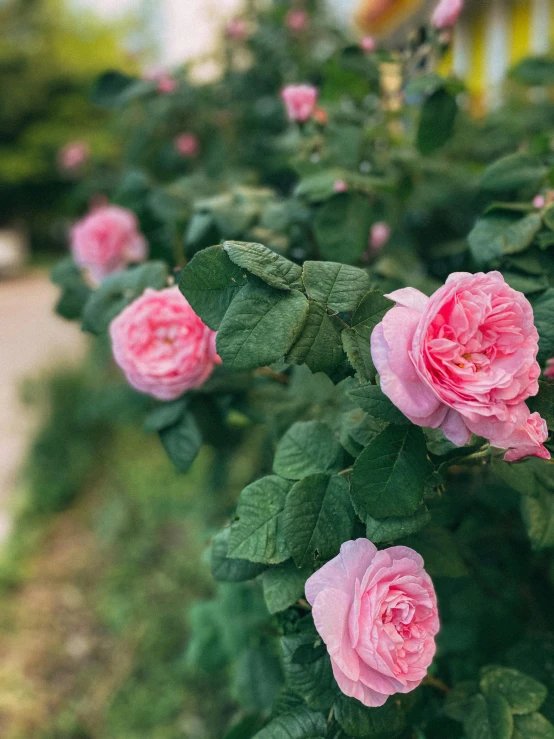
0, 360, 252, 738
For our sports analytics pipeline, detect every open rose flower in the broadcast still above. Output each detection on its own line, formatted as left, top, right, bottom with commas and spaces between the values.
371, 271, 550, 462
281, 84, 318, 123
432, 0, 464, 29
306, 539, 439, 708
71, 205, 147, 284
110, 286, 221, 400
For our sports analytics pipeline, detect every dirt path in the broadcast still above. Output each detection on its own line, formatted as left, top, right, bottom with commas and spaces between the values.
0, 271, 87, 543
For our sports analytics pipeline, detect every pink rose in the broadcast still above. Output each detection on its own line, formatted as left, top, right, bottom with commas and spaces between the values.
286, 9, 309, 33
71, 205, 147, 284
306, 539, 439, 708
175, 133, 200, 158
281, 84, 318, 123
226, 17, 249, 41
502, 413, 550, 463
58, 141, 89, 171
533, 194, 546, 209
370, 222, 391, 250
371, 271, 550, 462
360, 36, 376, 53
432, 0, 464, 29
144, 68, 178, 94
110, 286, 221, 400
334, 180, 348, 193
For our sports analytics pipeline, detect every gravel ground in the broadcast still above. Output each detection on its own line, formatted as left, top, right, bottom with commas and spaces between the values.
0, 271, 87, 543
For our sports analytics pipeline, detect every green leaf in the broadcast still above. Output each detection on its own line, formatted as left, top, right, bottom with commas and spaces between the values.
342, 292, 393, 381
159, 411, 202, 472
179, 245, 249, 331
444, 681, 480, 722
254, 706, 327, 738
51, 258, 92, 321
492, 456, 554, 497
510, 56, 554, 86
273, 421, 344, 480
314, 193, 373, 264
217, 283, 309, 371
286, 302, 346, 375
302, 261, 370, 313
281, 631, 338, 711
223, 241, 302, 291
228, 476, 292, 564
480, 153, 547, 194
521, 491, 554, 551
404, 524, 468, 578
365, 507, 431, 544
231, 645, 283, 712
468, 214, 542, 267
261, 561, 309, 614
91, 70, 136, 108
82, 262, 168, 334
417, 88, 458, 155
347, 382, 409, 425
294, 169, 349, 202
351, 425, 429, 519
513, 713, 554, 739
143, 398, 188, 433
211, 529, 267, 583
464, 693, 513, 739
480, 666, 547, 715
283, 474, 355, 568
527, 381, 554, 429
334, 694, 407, 739
533, 289, 554, 365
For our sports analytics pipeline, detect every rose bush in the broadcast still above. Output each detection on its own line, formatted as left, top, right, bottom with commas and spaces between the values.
49, 0, 554, 736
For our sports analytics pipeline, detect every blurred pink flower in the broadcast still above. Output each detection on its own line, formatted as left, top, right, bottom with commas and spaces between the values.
306, 539, 439, 708
281, 84, 318, 122
360, 36, 376, 52
71, 204, 147, 284
545, 358, 554, 380
175, 133, 200, 158
144, 67, 178, 94
110, 286, 221, 400
432, 0, 464, 29
226, 17, 249, 41
533, 194, 546, 209
370, 221, 391, 250
334, 180, 348, 193
286, 9, 309, 33
58, 141, 89, 171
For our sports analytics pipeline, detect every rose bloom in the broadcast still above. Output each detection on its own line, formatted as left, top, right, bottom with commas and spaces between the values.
71, 205, 147, 284
110, 286, 221, 401
371, 271, 550, 462
370, 222, 391, 250
175, 133, 200, 158
360, 36, 376, 52
306, 539, 439, 708
286, 9, 309, 32
432, 0, 464, 29
226, 17, 249, 41
58, 141, 89, 171
281, 84, 318, 123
